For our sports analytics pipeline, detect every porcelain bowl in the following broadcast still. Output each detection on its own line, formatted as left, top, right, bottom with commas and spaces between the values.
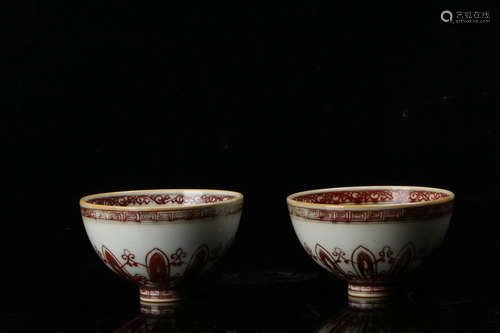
287, 186, 454, 298
80, 189, 243, 303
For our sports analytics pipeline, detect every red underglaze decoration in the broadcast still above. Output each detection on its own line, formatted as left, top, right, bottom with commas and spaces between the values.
353, 246, 377, 279
146, 249, 170, 285
288, 201, 452, 223
94, 244, 217, 291
408, 190, 450, 202
347, 295, 392, 310
292, 189, 450, 205
81, 202, 243, 223
316, 243, 350, 280
102, 246, 144, 284
307, 242, 419, 283
88, 193, 236, 206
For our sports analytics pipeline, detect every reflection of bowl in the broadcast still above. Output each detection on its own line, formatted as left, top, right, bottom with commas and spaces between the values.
80, 189, 243, 303
287, 186, 454, 298
316, 305, 424, 333
114, 313, 178, 333
115, 302, 217, 332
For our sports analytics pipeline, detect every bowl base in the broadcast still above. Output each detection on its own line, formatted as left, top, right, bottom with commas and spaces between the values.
347, 283, 397, 298
139, 287, 184, 303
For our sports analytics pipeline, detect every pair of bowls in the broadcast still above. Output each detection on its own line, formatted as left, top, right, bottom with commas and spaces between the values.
80, 186, 454, 303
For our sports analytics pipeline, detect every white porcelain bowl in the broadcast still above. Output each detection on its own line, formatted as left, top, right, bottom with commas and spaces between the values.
80, 189, 243, 303
287, 186, 454, 298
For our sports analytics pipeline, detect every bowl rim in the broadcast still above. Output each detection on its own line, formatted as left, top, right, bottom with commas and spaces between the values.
286, 185, 454, 210
80, 189, 244, 211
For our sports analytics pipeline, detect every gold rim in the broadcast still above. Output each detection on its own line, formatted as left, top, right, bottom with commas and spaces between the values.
80, 189, 244, 211
286, 185, 455, 210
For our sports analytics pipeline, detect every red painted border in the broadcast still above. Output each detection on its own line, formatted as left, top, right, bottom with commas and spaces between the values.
289, 201, 452, 223
307, 241, 423, 282
81, 202, 242, 222
292, 189, 450, 205
348, 284, 394, 295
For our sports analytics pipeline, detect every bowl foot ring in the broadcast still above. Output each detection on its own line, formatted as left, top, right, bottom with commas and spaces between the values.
139, 287, 184, 303
347, 283, 397, 298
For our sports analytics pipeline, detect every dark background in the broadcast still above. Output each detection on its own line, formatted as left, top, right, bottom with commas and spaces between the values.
1, 2, 498, 331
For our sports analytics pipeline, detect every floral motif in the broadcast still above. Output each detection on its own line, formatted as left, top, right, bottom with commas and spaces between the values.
95, 244, 217, 288
292, 189, 450, 205
307, 242, 422, 282
88, 193, 236, 207
332, 247, 350, 264
376, 246, 394, 264
121, 249, 139, 267
170, 248, 187, 267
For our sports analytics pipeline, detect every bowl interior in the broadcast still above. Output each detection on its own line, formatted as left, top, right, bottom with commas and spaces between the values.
82, 189, 241, 208
290, 187, 452, 206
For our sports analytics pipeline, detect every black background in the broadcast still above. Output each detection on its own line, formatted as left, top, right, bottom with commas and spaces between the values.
1, 2, 499, 331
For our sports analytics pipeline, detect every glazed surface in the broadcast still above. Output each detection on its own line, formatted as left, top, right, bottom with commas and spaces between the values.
81, 202, 243, 223
290, 214, 450, 285
80, 189, 243, 223
291, 188, 451, 205
287, 186, 454, 223
83, 212, 240, 289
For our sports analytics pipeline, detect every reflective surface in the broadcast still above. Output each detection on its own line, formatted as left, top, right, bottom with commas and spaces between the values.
3, 265, 498, 332
2, 194, 499, 332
